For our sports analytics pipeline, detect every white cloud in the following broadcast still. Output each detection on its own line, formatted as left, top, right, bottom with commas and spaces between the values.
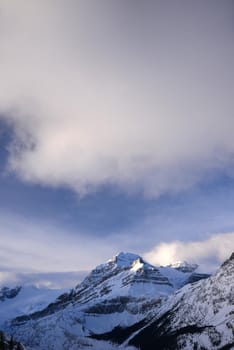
0, 1, 233, 196
143, 232, 234, 272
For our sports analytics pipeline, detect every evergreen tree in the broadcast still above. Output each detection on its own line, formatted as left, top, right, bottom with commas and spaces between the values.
8, 336, 14, 350
0, 331, 6, 350
16, 343, 24, 350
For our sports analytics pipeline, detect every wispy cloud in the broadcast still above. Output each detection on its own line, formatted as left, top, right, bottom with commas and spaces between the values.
0, 212, 116, 273
0, 270, 88, 289
0, 1, 233, 196
143, 232, 234, 272
0, 210, 233, 278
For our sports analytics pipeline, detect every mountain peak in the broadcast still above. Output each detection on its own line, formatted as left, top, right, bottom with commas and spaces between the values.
110, 252, 143, 268
167, 261, 198, 273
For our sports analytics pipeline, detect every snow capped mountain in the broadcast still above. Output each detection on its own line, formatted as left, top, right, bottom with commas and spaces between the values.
72, 251, 205, 301
71, 251, 175, 301
3, 252, 215, 350
7, 253, 175, 347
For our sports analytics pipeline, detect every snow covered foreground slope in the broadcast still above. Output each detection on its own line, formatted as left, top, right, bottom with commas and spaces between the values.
0, 286, 68, 328
5, 252, 223, 350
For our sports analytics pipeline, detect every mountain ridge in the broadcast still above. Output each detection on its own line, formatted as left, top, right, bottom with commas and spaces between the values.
1, 252, 232, 350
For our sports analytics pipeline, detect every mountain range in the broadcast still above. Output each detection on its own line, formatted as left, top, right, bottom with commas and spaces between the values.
0, 252, 233, 350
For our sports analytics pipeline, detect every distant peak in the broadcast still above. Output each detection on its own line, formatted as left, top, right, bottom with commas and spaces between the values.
0, 285, 21, 301
167, 261, 198, 273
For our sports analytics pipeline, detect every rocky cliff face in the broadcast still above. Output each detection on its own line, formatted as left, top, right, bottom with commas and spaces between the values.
0, 287, 21, 302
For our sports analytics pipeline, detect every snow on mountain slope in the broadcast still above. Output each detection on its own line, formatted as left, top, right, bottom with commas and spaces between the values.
0, 285, 68, 328
5, 252, 212, 350
129, 252, 234, 350
158, 266, 195, 290
71, 252, 204, 302
5, 253, 178, 349
71, 251, 174, 301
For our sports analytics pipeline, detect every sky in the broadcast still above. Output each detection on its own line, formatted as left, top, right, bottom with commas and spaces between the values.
0, 0, 234, 286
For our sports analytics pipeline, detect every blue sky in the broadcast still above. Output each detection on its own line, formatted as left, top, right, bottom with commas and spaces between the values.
0, 1, 233, 281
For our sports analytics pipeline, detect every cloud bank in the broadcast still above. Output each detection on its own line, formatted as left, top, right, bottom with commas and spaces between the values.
0, 1, 233, 196
143, 232, 234, 272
